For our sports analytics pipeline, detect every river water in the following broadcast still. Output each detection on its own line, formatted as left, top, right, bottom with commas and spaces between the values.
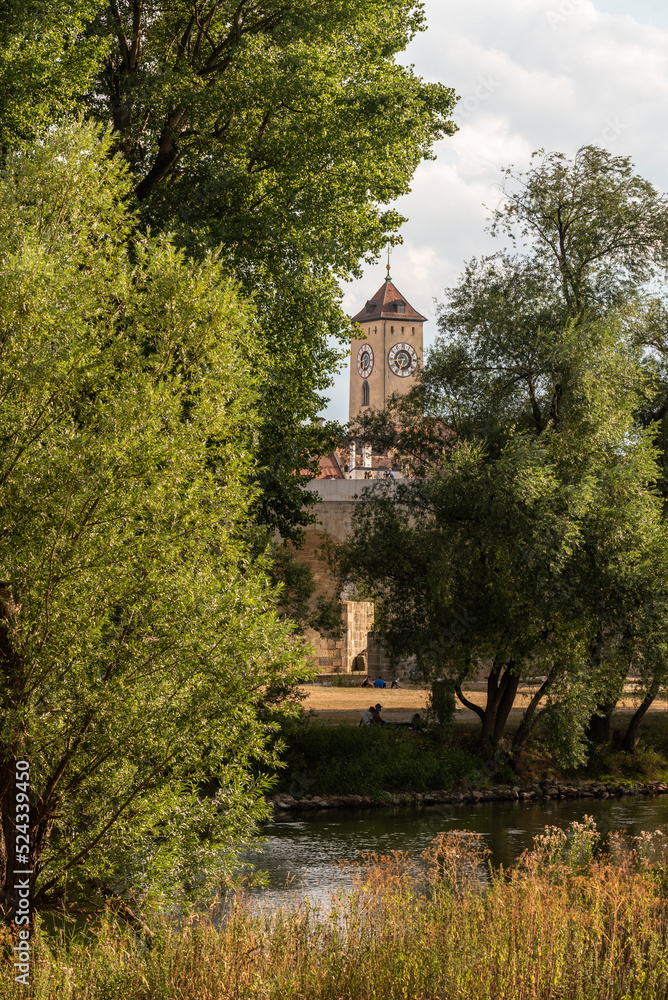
244, 795, 668, 908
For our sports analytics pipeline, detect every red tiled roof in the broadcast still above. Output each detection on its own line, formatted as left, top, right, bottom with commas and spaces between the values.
314, 452, 345, 480
351, 276, 427, 325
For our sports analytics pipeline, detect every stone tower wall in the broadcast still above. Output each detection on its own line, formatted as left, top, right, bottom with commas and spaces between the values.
349, 318, 424, 425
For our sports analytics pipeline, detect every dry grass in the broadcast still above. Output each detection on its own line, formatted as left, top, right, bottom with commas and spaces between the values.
7, 820, 668, 1000
300, 685, 430, 722
301, 684, 668, 726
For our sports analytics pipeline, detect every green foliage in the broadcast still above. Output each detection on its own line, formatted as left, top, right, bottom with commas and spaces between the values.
1, 1, 458, 540
583, 740, 668, 783
83, 0, 457, 537
0, 123, 309, 921
274, 717, 477, 797
427, 678, 456, 732
92, 1, 456, 221
345, 147, 668, 761
527, 816, 600, 875
0, 1, 108, 152
491, 146, 668, 314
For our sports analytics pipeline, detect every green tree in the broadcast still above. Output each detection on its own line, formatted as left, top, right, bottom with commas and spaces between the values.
342, 327, 667, 760
86, 0, 457, 537
345, 147, 668, 759
490, 145, 668, 315
0, 124, 307, 925
2, 1, 458, 540
0, 1, 108, 152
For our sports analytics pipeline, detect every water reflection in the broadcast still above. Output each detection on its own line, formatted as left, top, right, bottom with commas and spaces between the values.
241, 795, 668, 909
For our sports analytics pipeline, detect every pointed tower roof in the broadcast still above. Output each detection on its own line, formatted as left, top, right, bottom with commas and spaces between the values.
351, 275, 427, 324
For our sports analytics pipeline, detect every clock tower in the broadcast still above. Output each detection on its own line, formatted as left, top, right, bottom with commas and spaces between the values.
348, 264, 426, 425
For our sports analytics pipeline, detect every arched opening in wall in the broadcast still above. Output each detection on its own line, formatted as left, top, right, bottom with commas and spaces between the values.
362, 380, 370, 406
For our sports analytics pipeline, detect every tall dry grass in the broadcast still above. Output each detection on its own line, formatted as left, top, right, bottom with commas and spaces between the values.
3, 820, 668, 999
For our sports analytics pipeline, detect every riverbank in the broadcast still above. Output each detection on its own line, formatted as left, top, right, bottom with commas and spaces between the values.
271, 778, 668, 814
271, 706, 668, 808
7, 821, 668, 1000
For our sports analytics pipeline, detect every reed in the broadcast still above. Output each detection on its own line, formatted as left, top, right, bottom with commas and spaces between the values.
4, 820, 668, 1000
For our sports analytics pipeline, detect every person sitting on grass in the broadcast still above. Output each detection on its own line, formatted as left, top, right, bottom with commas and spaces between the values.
391, 678, 399, 689
374, 677, 386, 688
361, 676, 372, 688
371, 704, 385, 724
411, 712, 423, 730
360, 706, 374, 726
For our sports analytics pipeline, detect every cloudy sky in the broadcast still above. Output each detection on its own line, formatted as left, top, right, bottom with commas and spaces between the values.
320, 0, 668, 424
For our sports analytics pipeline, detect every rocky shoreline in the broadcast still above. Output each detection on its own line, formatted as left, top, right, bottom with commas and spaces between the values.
272, 780, 668, 814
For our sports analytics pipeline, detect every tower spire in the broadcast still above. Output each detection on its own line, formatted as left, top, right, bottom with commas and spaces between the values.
385, 242, 392, 282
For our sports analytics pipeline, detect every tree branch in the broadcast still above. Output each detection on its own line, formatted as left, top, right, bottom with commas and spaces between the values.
455, 684, 485, 721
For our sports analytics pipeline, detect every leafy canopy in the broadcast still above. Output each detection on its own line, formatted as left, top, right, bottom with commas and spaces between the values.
0, 124, 308, 921
1, 0, 458, 539
88, 0, 458, 536
344, 147, 668, 761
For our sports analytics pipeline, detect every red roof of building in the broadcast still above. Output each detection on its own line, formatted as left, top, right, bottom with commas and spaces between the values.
314, 452, 346, 479
351, 274, 427, 325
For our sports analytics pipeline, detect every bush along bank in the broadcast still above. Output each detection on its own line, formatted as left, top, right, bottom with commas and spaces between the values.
270, 718, 668, 811
272, 720, 496, 799
271, 779, 668, 814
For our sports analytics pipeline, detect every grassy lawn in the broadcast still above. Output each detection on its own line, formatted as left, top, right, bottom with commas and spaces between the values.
274, 690, 668, 796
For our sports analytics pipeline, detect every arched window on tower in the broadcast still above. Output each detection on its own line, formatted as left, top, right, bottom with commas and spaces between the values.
362, 380, 370, 407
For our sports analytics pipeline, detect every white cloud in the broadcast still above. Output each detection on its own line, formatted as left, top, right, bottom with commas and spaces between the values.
320, 0, 668, 423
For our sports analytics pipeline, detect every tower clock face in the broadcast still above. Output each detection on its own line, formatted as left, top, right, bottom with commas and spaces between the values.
357, 344, 374, 378
388, 342, 418, 377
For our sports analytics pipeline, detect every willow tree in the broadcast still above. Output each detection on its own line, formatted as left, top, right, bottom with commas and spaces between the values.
0, 124, 307, 926
345, 147, 668, 761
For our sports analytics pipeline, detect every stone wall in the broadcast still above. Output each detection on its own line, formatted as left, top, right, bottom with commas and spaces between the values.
304, 600, 374, 673
344, 601, 375, 672
367, 631, 417, 683
289, 481, 394, 673
293, 528, 340, 603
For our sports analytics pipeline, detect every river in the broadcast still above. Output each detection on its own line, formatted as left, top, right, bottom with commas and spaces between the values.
243, 794, 668, 908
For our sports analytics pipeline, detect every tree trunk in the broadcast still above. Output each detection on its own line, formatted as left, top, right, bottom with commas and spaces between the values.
621, 682, 660, 752
135, 112, 184, 200
455, 657, 518, 756
586, 701, 617, 745
493, 665, 519, 746
511, 665, 559, 753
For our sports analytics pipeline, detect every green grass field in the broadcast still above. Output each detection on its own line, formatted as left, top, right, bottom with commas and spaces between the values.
272, 708, 668, 798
